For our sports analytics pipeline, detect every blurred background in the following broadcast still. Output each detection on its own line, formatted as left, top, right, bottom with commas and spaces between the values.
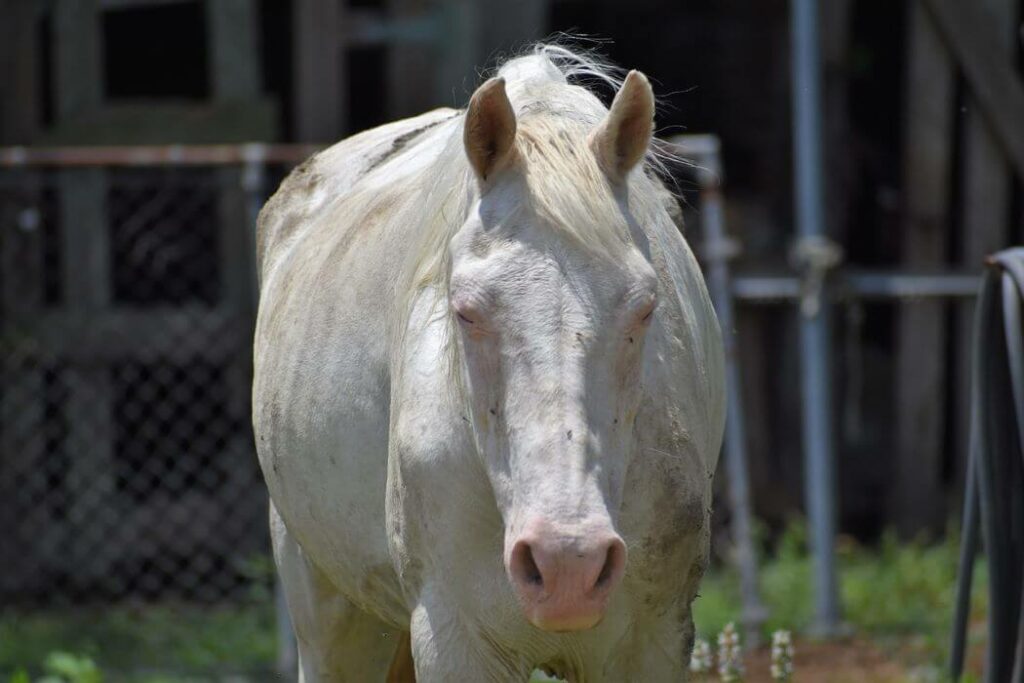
1, 0, 1022, 680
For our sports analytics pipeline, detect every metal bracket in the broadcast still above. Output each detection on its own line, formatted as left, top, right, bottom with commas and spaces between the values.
790, 235, 844, 318
700, 234, 742, 263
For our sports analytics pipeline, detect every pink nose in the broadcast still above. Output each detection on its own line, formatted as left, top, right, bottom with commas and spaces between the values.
506, 519, 627, 632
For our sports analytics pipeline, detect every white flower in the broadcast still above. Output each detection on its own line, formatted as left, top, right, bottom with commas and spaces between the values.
716, 622, 744, 682
770, 629, 794, 681
689, 638, 713, 673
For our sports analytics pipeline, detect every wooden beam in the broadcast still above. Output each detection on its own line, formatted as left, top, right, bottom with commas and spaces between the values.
204, 0, 262, 461
0, 0, 39, 143
37, 101, 278, 145
478, 0, 547, 58
893, 1, 955, 536
433, 0, 480, 107
0, 165, 47, 591
293, 0, 344, 141
57, 168, 116, 582
921, 0, 1024, 179
953, 0, 1016, 525
53, 0, 102, 120
386, 0, 434, 119
52, 0, 111, 577
206, 0, 260, 101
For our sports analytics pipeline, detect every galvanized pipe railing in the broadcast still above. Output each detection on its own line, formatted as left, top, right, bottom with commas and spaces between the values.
671, 131, 986, 652
676, 135, 768, 645
733, 272, 981, 302
790, 0, 843, 635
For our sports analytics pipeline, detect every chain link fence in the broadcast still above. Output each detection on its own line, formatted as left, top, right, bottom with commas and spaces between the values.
0, 147, 311, 676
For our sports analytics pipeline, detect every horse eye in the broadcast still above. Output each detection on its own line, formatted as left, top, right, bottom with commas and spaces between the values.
457, 311, 475, 325
640, 302, 657, 323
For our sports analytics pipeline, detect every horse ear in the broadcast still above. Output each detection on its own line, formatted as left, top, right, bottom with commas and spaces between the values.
464, 77, 517, 182
591, 70, 655, 182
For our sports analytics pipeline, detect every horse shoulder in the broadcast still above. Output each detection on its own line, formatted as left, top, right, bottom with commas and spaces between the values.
256, 107, 459, 284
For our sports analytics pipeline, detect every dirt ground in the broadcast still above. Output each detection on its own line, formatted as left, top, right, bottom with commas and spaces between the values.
692, 637, 941, 683
743, 638, 910, 682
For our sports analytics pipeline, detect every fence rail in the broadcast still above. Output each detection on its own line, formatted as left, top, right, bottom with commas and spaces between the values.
0, 144, 319, 168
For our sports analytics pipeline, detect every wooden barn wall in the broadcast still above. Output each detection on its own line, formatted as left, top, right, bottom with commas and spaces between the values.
893, 0, 1024, 537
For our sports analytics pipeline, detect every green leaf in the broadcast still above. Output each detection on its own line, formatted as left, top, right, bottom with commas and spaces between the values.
43, 652, 101, 683
7, 669, 30, 683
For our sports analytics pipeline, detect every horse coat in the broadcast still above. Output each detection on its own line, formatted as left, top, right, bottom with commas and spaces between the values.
253, 46, 726, 682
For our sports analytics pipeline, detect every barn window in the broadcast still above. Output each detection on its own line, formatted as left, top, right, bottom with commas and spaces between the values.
102, 1, 210, 101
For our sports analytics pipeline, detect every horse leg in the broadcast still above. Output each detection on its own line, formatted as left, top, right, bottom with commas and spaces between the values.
602, 609, 693, 682
408, 584, 529, 682
271, 503, 400, 682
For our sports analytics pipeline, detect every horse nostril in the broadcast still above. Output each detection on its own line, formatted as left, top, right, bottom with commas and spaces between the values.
593, 538, 625, 591
596, 550, 614, 587
523, 547, 543, 586
512, 541, 544, 588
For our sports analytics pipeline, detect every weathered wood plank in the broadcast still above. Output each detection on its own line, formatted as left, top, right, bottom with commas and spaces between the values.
53, 0, 102, 120
205, 0, 260, 102
207, 0, 261, 437
434, 0, 480, 106
952, 0, 1016, 518
294, 0, 343, 141
0, 0, 39, 143
921, 0, 1024, 179
52, 0, 116, 581
57, 169, 116, 582
38, 102, 278, 145
0, 168, 49, 590
59, 170, 109, 307
478, 0, 547, 58
213, 168, 258, 439
386, 0, 434, 120
208, 0, 259, 434
893, 2, 955, 536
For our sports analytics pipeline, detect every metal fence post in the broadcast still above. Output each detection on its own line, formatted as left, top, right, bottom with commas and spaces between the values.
790, 0, 842, 635
682, 135, 768, 644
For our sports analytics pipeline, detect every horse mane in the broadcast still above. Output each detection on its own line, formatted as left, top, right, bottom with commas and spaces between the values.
393, 42, 679, 377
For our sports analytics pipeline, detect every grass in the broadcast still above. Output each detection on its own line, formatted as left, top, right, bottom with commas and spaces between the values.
693, 520, 988, 672
1, 603, 277, 682
2, 523, 987, 681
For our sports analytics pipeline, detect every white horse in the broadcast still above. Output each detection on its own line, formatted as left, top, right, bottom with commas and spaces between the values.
253, 45, 725, 682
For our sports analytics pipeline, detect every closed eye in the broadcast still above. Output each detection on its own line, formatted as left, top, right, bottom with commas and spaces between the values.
639, 299, 657, 324
457, 311, 475, 324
